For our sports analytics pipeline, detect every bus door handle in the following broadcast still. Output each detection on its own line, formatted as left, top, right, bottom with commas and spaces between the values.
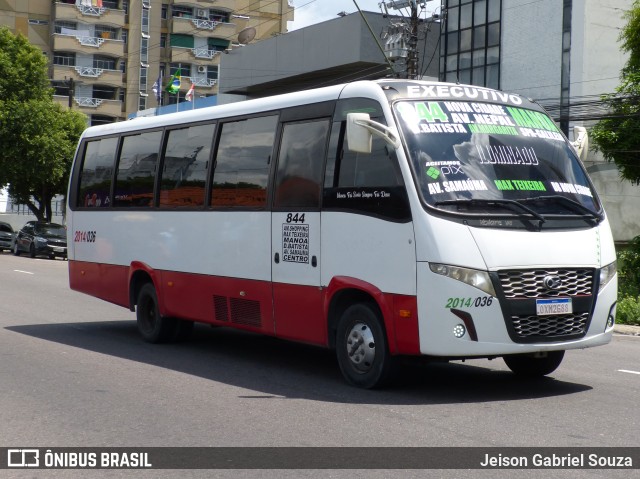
274, 252, 279, 264
312, 256, 317, 267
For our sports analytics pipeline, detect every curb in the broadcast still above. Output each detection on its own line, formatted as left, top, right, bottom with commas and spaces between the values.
614, 324, 640, 336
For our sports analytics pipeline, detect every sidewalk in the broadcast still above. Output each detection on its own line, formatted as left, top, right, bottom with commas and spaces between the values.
614, 324, 640, 336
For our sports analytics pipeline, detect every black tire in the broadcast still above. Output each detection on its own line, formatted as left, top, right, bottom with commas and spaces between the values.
335, 303, 394, 389
503, 350, 565, 377
29, 243, 36, 258
13, 242, 20, 256
136, 283, 177, 343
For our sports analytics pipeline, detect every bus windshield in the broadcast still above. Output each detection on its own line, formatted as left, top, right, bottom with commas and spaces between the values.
393, 100, 602, 220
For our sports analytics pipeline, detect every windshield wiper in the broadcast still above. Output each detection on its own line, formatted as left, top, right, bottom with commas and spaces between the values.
518, 195, 601, 223
434, 198, 546, 226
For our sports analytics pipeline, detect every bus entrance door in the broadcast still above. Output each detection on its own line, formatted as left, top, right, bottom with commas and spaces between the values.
271, 211, 323, 344
270, 118, 330, 345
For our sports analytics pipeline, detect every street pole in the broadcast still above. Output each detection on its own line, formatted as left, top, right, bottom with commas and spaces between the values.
406, 2, 419, 79
67, 77, 74, 108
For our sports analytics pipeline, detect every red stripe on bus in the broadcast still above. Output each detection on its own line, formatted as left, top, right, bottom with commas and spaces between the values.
68, 260, 420, 353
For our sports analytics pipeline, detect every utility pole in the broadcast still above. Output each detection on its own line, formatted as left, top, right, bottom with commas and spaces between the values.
67, 77, 75, 108
380, 0, 424, 80
406, 1, 419, 79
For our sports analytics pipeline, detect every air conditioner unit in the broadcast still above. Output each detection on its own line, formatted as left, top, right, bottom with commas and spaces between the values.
197, 9, 207, 18
197, 65, 207, 73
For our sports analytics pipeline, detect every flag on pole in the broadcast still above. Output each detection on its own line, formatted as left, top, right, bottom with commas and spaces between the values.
152, 74, 161, 103
185, 83, 195, 102
165, 69, 181, 94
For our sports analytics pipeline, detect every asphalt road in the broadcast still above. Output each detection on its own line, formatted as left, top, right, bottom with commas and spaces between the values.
0, 252, 638, 479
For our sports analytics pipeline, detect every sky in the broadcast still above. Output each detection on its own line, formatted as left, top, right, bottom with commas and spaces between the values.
287, 0, 441, 31
288, 0, 403, 31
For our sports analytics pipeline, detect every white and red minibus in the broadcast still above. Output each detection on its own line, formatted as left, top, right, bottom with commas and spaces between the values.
67, 80, 617, 388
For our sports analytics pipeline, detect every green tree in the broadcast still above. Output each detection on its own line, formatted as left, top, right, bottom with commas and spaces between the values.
0, 27, 87, 221
591, 3, 640, 184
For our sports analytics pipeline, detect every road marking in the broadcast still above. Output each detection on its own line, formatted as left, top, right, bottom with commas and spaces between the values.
14, 270, 34, 275
618, 369, 640, 375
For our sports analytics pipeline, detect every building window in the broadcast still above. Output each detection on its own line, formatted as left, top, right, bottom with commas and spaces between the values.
441, 0, 501, 88
161, 4, 168, 20
95, 25, 117, 40
160, 33, 167, 48
93, 55, 116, 70
172, 5, 193, 18
54, 21, 77, 34
53, 52, 76, 66
170, 63, 191, 77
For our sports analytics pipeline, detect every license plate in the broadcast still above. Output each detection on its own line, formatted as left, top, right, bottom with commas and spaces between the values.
536, 298, 572, 316
53, 247, 66, 253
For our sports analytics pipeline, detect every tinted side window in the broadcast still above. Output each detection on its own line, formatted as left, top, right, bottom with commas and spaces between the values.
211, 115, 277, 207
159, 123, 214, 208
114, 131, 162, 208
78, 137, 118, 208
273, 119, 330, 208
324, 98, 411, 222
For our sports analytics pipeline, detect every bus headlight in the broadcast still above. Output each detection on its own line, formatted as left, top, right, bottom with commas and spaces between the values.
599, 261, 617, 292
429, 263, 496, 296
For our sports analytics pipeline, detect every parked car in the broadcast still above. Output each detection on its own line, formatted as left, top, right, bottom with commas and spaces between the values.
0, 221, 14, 252
12, 221, 67, 259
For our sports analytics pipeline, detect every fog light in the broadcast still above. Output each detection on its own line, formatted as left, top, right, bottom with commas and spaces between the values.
605, 302, 616, 332
606, 315, 615, 330
453, 324, 466, 338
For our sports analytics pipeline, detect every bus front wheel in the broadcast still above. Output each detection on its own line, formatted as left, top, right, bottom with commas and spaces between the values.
503, 350, 565, 377
136, 283, 177, 343
335, 303, 393, 389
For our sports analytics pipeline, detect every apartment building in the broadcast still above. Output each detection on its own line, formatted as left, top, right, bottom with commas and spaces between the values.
0, 0, 293, 124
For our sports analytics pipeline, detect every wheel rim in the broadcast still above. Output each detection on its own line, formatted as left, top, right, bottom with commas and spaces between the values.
140, 296, 157, 334
345, 321, 376, 373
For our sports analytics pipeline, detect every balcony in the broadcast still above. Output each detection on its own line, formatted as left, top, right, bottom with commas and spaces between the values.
54, 2, 126, 28
184, 77, 218, 88
172, 17, 237, 38
51, 64, 123, 88
170, 46, 222, 65
53, 33, 124, 57
53, 95, 122, 117
173, 0, 236, 11
75, 97, 122, 117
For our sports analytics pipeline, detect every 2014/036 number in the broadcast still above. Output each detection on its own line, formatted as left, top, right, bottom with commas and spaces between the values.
446, 296, 493, 308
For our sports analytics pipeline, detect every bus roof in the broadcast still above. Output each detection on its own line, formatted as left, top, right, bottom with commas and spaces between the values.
80, 80, 542, 139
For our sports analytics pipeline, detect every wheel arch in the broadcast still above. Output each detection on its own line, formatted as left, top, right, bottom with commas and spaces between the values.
325, 276, 397, 353
128, 262, 161, 313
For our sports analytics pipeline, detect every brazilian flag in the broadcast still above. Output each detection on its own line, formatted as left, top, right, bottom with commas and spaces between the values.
166, 69, 181, 94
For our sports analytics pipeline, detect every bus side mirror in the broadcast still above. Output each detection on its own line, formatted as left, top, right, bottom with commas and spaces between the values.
346, 112, 401, 154
346, 112, 373, 153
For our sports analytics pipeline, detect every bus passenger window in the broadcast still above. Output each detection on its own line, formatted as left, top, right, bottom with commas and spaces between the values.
77, 137, 118, 208
211, 115, 277, 207
273, 119, 330, 208
159, 123, 214, 208
114, 131, 162, 208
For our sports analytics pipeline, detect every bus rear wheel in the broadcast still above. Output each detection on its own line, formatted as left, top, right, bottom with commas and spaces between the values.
503, 350, 565, 377
136, 283, 177, 343
336, 303, 393, 389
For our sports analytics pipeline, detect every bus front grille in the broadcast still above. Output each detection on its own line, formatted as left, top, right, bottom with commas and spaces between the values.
510, 312, 589, 339
498, 269, 594, 298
